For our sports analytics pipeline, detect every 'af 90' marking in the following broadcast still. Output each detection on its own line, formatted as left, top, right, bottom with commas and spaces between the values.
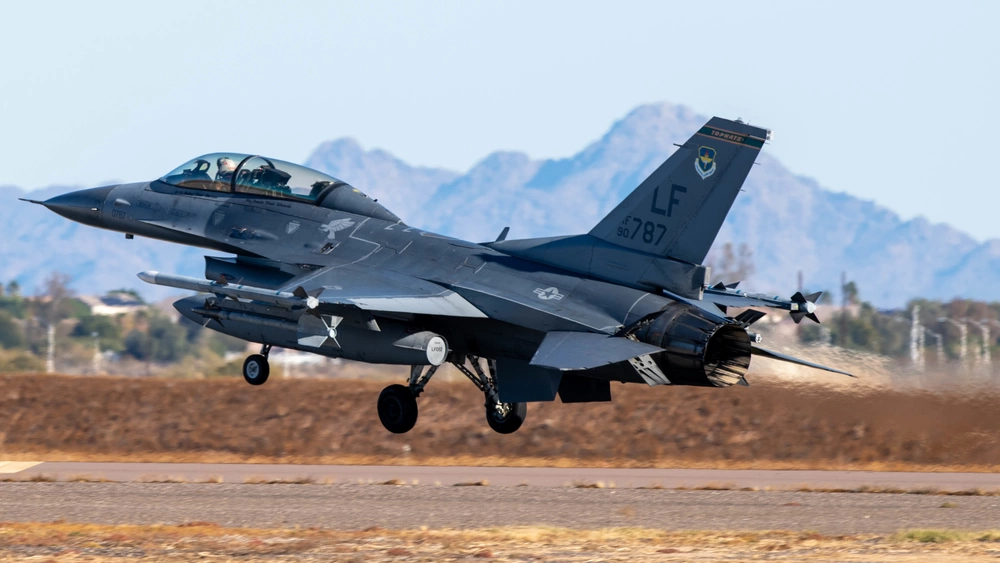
617, 216, 666, 245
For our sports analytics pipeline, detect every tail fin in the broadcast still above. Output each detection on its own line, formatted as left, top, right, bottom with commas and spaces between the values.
588, 117, 769, 265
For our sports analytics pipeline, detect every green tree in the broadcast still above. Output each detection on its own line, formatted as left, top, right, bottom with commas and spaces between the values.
72, 314, 124, 352
72, 315, 121, 340
124, 314, 191, 362
0, 311, 25, 349
843, 281, 860, 305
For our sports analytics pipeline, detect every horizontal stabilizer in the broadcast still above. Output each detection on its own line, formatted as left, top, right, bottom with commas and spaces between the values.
530, 331, 663, 371
751, 346, 854, 377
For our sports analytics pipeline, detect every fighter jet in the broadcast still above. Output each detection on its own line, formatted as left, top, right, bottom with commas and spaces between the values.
26, 117, 850, 434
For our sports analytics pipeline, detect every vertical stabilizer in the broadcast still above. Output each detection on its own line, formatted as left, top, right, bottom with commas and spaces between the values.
588, 118, 769, 265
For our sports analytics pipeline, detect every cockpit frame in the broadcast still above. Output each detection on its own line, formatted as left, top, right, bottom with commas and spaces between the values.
159, 153, 352, 205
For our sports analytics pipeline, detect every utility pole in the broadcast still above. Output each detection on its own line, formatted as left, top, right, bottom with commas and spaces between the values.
986, 320, 1000, 373
939, 318, 968, 369
91, 331, 101, 375
919, 325, 926, 368
909, 305, 923, 370
924, 328, 945, 365
839, 272, 848, 348
46, 324, 55, 374
967, 320, 991, 367
960, 321, 968, 368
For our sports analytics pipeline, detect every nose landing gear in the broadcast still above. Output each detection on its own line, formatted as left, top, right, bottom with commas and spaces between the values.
242, 345, 271, 385
377, 384, 419, 434
376, 364, 438, 434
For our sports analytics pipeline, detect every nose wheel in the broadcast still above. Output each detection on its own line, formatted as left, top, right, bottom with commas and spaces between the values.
376, 365, 439, 434
377, 384, 418, 434
242, 345, 271, 385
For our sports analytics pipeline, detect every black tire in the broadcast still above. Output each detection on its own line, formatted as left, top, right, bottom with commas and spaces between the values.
243, 354, 269, 385
378, 384, 418, 434
486, 401, 527, 434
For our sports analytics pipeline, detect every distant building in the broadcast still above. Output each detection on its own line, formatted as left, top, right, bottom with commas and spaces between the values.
78, 292, 147, 316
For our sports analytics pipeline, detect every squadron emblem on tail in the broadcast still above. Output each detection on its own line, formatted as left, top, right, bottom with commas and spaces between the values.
695, 146, 717, 179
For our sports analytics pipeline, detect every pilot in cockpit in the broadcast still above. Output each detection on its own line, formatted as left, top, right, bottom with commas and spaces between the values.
216, 157, 237, 183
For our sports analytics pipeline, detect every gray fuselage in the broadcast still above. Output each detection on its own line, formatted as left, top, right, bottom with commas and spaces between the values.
69, 179, 673, 379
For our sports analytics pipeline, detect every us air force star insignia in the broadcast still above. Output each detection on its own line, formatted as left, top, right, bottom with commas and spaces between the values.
695, 146, 717, 180
533, 287, 564, 301
319, 218, 355, 239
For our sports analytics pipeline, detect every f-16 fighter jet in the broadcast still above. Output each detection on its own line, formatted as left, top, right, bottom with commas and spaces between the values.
26, 117, 850, 434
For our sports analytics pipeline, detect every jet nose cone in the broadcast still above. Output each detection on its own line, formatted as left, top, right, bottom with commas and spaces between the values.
42, 185, 116, 226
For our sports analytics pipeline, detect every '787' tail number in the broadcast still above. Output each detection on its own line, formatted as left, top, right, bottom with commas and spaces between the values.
617, 215, 667, 245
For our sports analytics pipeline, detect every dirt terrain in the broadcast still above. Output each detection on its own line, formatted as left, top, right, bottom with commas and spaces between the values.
2, 372, 999, 470
2, 522, 1000, 562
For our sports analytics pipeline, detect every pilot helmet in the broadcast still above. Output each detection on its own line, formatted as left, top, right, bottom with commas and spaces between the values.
217, 157, 236, 172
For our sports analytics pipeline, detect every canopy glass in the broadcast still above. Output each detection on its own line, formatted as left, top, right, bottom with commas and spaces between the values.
160, 153, 354, 203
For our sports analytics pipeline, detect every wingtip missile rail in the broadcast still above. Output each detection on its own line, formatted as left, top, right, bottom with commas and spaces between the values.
703, 286, 822, 324
137, 270, 319, 310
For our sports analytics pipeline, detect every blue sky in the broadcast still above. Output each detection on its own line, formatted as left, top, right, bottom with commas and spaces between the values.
2, 1, 998, 239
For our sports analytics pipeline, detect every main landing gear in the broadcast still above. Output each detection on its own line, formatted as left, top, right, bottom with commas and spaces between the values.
453, 356, 528, 435
243, 345, 271, 386
376, 356, 527, 435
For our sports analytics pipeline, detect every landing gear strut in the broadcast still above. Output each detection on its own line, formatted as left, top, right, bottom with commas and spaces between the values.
452, 355, 527, 434
243, 345, 271, 386
376, 364, 439, 434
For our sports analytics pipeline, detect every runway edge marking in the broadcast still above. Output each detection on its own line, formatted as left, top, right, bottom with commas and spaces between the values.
0, 461, 43, 474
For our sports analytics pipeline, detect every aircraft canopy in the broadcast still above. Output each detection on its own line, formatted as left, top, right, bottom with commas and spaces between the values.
159, 153, 357, 203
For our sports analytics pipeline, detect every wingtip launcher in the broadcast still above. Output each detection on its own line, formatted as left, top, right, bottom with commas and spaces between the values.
137, 270, 319, 310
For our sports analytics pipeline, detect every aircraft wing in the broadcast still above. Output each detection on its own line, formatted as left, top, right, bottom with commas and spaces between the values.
530, 331, 663, 371
286, 266, 488, 318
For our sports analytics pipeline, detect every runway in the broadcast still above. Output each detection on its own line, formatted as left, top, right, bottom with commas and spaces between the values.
3, 481, 1000, 534
7, 461, 1000, 491
2, 462, 999, 534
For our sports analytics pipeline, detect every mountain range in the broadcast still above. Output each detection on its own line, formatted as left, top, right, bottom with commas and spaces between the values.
2, 103, 997, 307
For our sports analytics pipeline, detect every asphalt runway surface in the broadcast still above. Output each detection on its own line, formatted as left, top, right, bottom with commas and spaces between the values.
3, 482, 1000, 534
2, 462, 1000, 533
7, 462, 1000, 491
